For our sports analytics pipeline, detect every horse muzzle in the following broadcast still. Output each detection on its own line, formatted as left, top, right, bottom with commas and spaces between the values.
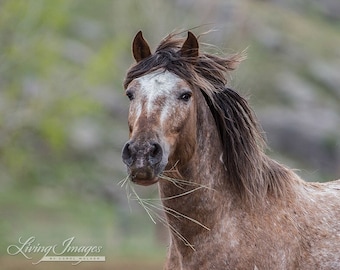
121, 140, 168, 186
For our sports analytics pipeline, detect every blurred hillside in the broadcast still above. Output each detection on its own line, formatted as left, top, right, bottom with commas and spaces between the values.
0, 0, 339, 269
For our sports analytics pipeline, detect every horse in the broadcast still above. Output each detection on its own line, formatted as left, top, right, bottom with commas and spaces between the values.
121, 30, 340, 269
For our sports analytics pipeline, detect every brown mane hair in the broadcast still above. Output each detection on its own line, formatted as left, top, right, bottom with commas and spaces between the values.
124, 32, 294, 204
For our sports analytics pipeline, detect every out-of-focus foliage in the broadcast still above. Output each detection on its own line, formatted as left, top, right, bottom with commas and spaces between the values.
0, 0, 339, 267
0, 0, 134, 259
0, 1, 127, 192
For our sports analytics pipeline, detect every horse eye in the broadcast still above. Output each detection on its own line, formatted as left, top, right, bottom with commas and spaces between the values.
179, 92, 192, 102
126, 91, 134, 101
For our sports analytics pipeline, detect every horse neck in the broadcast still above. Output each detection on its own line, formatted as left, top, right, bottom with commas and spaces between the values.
159, 91, 233, 245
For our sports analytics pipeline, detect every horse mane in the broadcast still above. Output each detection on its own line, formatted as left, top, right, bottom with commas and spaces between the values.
124, 32, 295, 204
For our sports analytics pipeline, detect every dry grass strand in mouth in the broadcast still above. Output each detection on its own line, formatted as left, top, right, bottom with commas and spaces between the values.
118, 175, 130, 187
128, 180, 210, 230
118, 173, 212, 250
127, 181, 196, 250
159, 173, 215, 192
143, 200, 210, 231
117, 174, 134, 212
161, 161, 215, 191
129, 182, 158, 224
162, 160, 180, 173
144, 203, 196, 250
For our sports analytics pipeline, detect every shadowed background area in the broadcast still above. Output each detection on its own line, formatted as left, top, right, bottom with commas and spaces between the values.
0, 0, 339, 269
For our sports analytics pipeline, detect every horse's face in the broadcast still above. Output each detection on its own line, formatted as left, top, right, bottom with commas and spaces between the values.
122, 70, 196, 186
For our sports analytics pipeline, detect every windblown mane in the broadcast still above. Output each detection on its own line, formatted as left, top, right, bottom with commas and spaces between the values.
124, 33, 294, 204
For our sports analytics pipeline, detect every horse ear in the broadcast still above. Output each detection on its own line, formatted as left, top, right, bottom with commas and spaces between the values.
180, 31, 199, 58
132, 31, 151, 62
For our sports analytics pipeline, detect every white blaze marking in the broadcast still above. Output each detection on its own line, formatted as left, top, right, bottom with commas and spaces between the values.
135, 70, 182, 122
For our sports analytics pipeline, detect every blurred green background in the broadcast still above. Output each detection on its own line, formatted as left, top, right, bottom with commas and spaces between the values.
0, 0, 339, 269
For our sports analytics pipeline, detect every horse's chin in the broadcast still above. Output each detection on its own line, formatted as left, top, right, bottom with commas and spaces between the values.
128, 162, 167, 186
132, 177, 159, 186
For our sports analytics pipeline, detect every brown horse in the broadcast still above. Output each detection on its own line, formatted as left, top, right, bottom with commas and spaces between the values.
121, 31, 340, 269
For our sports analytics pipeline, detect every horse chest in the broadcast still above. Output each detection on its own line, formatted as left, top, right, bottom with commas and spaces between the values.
166, 213, 301, 270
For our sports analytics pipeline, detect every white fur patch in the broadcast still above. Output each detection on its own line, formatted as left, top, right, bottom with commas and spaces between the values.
135, 70, 182, 120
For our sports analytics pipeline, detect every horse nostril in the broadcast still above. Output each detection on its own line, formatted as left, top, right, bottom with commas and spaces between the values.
149, 143, 163, 165
122, 142, 133, 166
